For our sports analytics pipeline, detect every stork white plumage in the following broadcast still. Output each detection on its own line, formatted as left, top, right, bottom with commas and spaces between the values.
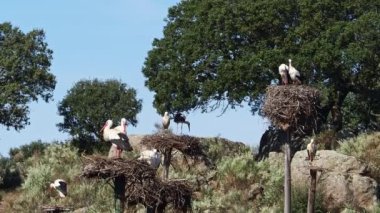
174, 112, 190, 134
113, 118, 128, 157
114, 118, 127, 133
138, 149, 162, 170
278, 64, 290, 85
288, 59, 302, 85
100, 119, 133, 158
307, 138, 317, 162
50, 179, 67, 198
162, 111, 170, 130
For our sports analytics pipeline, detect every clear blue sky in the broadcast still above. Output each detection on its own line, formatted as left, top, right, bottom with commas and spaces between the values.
0, 0, 268, 157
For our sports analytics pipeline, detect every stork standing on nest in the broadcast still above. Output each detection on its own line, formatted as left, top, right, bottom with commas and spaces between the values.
174, 112, 190, 134
307, 138, 317, 162
50, 179, 67, 198
288, 59, 302, 85
138, 149, 162, 170
162, 111, 170, 130
278, 63, 290, 85
100, 119, 133, 158
113, 118, 128, 157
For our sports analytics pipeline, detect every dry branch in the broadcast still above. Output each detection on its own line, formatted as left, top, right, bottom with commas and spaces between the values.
262, 85, 320, 133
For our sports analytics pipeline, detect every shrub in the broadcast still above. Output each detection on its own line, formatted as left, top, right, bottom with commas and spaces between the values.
0, 157, 22, 189
256, 159, 284, 209
291, 185, 326, 213
217, 151, 259, 189
338, 132, 380, 182
5, 143, 115, 212
9, 140, 49, 162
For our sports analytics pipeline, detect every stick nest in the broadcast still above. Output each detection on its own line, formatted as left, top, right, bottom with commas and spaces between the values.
141, 133, 213, 167
126, 178, 192, 210
81, 155, 156, 180
262, 85, 320, 132
81, 156, 192, 211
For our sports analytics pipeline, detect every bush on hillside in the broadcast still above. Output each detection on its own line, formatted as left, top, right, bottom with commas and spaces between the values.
291, 185, 326, 213
9, 140, 49, 162
4, 143, 116, 212
0, 157, 22, 189
338, 132, 380, 182
192, 150, 260, 212
200, 137, 250, 163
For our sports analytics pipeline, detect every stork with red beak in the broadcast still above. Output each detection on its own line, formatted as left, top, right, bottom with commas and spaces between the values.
100, 119, 133, 158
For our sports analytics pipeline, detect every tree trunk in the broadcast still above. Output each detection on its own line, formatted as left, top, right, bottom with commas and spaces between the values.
163, 148, 172, 180
114, 176, 126, 213
284, 129, 292, 213
307, 169, 318, 213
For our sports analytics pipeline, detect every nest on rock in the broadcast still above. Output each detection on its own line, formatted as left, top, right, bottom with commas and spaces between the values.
262, 85, 320, 133
141, 133, 214, 167
80, 156, 192, 211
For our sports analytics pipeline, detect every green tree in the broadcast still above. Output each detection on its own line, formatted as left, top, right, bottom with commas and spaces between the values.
0, 22, 56, 130
142, 0, 380, 131
57, 79, 142, 141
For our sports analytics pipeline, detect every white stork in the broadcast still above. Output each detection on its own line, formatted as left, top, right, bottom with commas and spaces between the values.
162, 111, 170, 130
138, 149, 162, 170
50, 179, 67, 198
100, 119, 133, 158
278, 63, 290, 85
113, 118, 128, 157
114, 118, 127, 133
307, 138, 317, 162
288, 59, 302, 85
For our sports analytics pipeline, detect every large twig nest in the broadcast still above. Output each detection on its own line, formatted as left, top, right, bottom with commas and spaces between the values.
126, 179, 192, 210
262, 85, 320, 133
80, 156, 192, 211
81, 155, 156, 181
141, 133, 214, 167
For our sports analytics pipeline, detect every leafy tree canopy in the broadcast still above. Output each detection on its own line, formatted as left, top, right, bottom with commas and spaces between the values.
143, 0, 380, 130
0, 22, 56, 130
57, 79, 143, 141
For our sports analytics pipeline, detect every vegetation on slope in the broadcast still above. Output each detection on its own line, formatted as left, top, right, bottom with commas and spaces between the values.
1, 133, 379, 212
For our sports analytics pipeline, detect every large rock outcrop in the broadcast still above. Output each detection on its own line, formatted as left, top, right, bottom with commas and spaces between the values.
292, 150, 378, 212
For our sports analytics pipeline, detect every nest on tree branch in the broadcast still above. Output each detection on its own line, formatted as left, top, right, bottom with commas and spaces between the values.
80, 156, 192, 211
141, 133, 214, 167
262, 85, 320, 133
